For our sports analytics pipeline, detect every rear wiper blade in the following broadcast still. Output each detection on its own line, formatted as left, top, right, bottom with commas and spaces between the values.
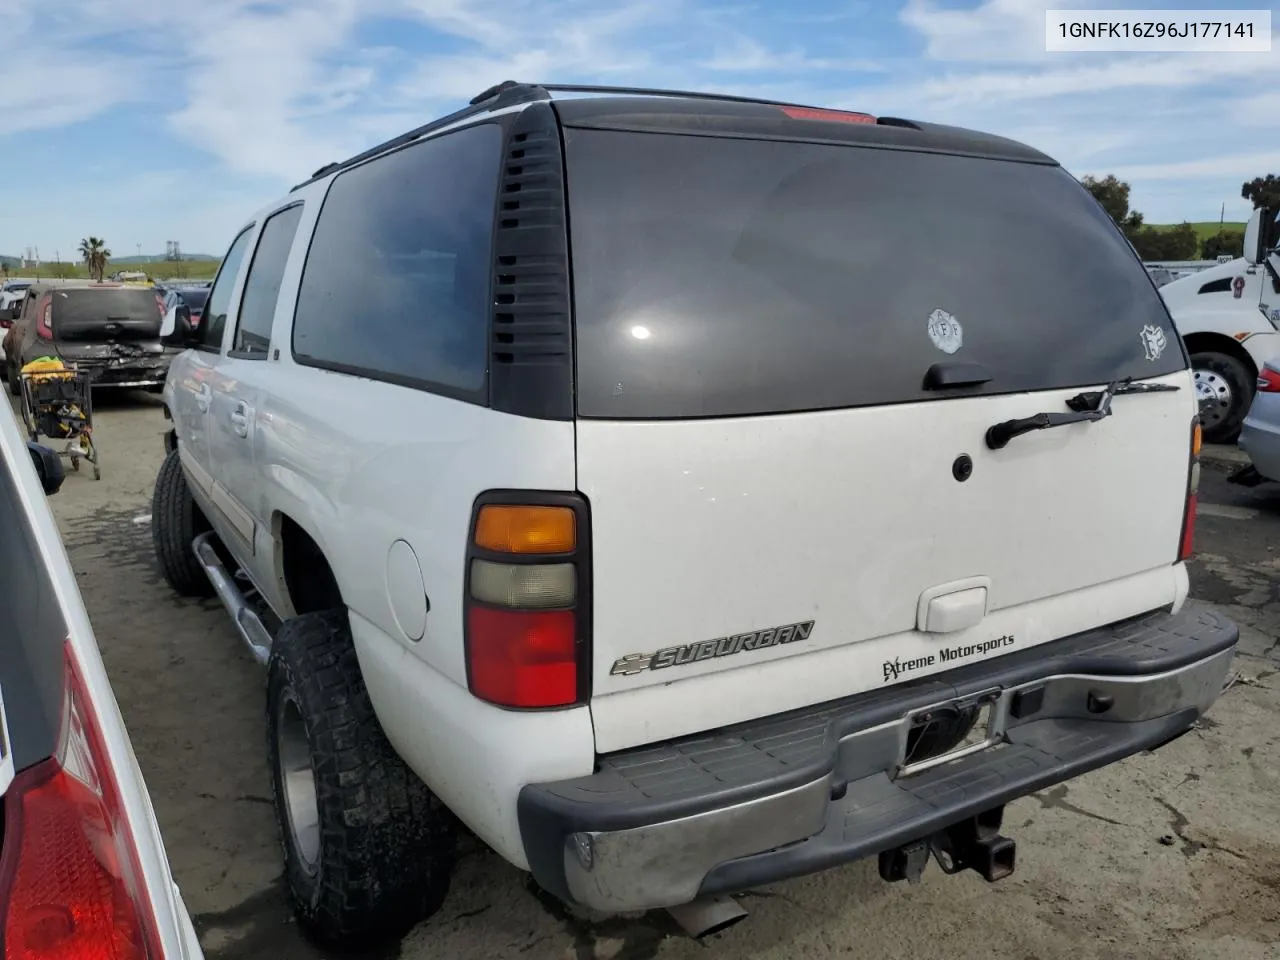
1064, 377, 1181, 411
985, 377, 1180, 451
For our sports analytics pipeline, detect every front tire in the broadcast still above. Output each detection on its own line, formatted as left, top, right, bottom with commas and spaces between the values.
267, 610, 456, 947
1191, 351, 1253, 445
150, 447, 214, 597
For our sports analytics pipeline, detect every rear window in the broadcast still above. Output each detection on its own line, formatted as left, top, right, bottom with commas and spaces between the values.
50, 288, 161, 325
179, 289, 209, 310
565, 129, 1186, 419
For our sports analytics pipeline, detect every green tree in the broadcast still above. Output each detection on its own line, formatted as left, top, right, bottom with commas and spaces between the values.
1242, 174, 1280, 211
78, 237, 111, 282
1202, 230, 1245, 260
1129, 223, 1198, 261
1081, 174, 1145, 237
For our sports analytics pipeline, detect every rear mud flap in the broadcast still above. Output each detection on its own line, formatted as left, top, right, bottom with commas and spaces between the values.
1227, 463, 1267, 487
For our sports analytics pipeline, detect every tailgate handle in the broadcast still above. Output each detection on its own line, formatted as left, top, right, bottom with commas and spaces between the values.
923, 362, 992, 390
917, 577, 992, 634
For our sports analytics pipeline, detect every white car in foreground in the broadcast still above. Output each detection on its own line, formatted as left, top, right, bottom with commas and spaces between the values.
0, 396, 204, 957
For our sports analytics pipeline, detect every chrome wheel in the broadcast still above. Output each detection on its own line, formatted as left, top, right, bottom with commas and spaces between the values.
1194, 368, 1233, 432
276, 690, 321, 875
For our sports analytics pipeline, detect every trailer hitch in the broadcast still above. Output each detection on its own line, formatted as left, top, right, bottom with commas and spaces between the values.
878, 806, 1016, 885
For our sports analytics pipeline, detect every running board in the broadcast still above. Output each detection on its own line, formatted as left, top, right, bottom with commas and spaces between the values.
192, 532, 272, 665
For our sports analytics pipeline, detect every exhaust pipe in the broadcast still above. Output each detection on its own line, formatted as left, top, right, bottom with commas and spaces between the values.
666, 896, 748, 938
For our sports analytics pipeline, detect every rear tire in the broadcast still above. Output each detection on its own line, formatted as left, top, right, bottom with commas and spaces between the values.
150, 447, 214, 597
267, 610, 456, 947
1192, 351, 1252, 445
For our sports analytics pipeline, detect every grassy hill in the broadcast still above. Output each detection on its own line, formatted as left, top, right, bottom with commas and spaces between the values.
1, 257, 220, 281
1147, 221, 1246, 242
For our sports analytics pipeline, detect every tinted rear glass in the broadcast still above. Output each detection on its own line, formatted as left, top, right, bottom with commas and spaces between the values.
50, 288, 160, 325
179, 289, 209, 309
565, 129, 1185, 419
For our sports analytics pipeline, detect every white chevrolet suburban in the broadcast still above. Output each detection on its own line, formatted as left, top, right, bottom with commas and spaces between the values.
150, 82, 1239, 947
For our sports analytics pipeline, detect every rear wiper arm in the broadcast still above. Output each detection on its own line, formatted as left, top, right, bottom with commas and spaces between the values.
985, 378, 1180, 451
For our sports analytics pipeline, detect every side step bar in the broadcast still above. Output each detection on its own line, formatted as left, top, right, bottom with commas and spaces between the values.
192, 532, 272, 665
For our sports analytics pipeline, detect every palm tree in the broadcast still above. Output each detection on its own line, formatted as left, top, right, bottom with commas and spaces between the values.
78, 237, 111, 282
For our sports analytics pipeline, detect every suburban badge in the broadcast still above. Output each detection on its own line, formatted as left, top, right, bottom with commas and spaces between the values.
609, 619, 817, 677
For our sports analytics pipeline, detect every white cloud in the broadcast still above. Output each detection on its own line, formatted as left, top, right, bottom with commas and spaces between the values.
3, 0, 1280, 247
1109, 151, 1280, 182
900, 0, 1082, 62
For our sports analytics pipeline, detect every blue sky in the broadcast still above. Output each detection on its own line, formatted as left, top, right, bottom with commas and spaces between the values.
4, 0, 1278, 259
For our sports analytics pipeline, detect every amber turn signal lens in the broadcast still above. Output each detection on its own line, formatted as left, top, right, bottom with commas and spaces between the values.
474, 505, 576, 554
1192, 423, 1202, 457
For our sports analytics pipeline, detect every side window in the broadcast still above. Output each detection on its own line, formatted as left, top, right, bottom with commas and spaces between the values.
233, 204, 304, 358
292, 121, 502, 396
199, 226, 256, 351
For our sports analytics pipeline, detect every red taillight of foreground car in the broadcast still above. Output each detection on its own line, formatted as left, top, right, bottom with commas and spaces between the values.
1257, 366, 1280, 393
0, 643, 163, 960
464, 496, 591, 709
1179, 420, 1201, 562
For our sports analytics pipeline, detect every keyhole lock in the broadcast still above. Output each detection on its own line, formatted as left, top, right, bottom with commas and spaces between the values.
952, 454, 974, 482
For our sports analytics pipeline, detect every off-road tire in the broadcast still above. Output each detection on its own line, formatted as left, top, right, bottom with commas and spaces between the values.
1191, 351, 1252, 445
150, 448, 214, 597
267, 610, 456, 947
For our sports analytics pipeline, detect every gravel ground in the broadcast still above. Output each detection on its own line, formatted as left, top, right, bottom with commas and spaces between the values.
27, 391, 1280, 960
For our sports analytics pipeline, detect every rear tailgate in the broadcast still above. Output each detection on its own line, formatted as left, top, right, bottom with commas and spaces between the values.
562, 122, 1197, 752
51, 286, 163, 341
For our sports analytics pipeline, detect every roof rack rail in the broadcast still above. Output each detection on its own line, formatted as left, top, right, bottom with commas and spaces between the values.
532, 83, 817, 110
289, 80, 549, 192
533, 83, 915, 128
288, 80, 914, 192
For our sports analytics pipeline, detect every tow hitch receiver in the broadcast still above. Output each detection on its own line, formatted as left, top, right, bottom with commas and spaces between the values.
878, 806, 1016, 885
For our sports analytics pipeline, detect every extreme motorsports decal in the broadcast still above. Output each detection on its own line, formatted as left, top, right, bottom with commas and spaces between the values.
609, 619, 816, 677
882, 634, 1017, 684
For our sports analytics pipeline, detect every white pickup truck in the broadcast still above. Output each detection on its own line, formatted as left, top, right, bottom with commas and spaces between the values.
1159, 207, 1280, 443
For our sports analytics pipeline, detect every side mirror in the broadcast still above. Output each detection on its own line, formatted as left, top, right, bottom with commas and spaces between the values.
1245, 207, 1267, 265
27, 441, 65, 496
161, 304, 197, 347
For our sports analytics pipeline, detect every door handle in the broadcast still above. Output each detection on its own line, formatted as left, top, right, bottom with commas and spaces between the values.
229, 401, 252, 438
194, 383, 212, 413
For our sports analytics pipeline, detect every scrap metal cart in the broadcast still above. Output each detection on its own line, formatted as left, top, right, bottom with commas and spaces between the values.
19, 357, 99, 480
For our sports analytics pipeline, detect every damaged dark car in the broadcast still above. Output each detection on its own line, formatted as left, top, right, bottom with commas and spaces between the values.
4, 282, 173, 395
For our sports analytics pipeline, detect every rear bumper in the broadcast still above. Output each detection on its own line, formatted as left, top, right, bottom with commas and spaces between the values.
76, 359, 170, 388
519, 605, 1237, 912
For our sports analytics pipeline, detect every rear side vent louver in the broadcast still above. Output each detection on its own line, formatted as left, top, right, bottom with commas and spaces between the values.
488, 103, 574, 421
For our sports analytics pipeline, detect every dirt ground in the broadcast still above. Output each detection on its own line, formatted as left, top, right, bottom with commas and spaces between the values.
29, 390, 1280, 960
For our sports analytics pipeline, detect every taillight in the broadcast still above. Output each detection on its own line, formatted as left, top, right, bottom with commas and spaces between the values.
0, 643, 162, 959
35, 301, 52, 340
154, 295, 165, 317
464, 496, 591, 709
1179, 420, 1201, 562
1257, 367, 1280, 392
